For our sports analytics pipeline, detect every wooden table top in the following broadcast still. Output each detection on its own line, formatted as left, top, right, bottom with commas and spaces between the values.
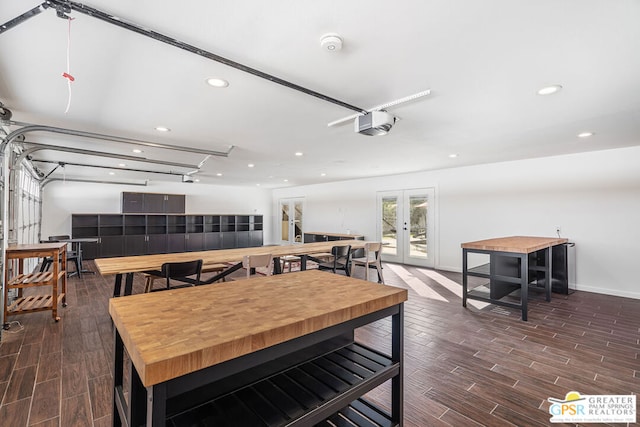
6, 242, 67, 258
461, 236, 568, 254
95, 240, 369, 275
109, 269, 407, 387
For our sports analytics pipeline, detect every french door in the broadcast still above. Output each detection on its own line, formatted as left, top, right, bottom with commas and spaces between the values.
377, 188, 435, 267
279, 198, 304, 244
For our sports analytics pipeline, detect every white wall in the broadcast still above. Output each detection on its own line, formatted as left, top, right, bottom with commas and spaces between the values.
273, 146, 640, 299
41, 181, 273, 243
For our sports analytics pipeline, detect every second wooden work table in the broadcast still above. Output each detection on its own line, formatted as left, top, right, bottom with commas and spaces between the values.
95, 240, 370, 296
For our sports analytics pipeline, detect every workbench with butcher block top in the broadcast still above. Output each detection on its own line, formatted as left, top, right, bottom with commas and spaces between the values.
461, 236, 569, 321
96, 239, 370, 297
109, 269, 408, 426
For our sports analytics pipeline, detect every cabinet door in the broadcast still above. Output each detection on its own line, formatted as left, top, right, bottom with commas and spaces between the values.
165, 194, 185, 213
186, 233, 204, 252
147, 235, 168, 254
122, 192, 145, 213
220, 232, 236, 249
144, 194, 166, 213
99, 236, 125, 258
249, 231, 263, 247
204, 233, 221, 250
124, 236, 147, 256
236, 231, 250, 248
80, 242, 99, 260
168, 234, 186, 253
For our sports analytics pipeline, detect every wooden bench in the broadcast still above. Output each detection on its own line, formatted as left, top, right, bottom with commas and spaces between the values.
142, 263, 231, 293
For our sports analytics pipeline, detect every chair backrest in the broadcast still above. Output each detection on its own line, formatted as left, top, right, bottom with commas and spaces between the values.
364, 242, 383, 260
332, 245, 352, 267
242, 254, 274, 278
160, 259, 203, 289
47, 235, 76, 257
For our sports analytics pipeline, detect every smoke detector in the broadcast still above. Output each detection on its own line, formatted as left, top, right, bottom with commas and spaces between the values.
320, 34, 343, 52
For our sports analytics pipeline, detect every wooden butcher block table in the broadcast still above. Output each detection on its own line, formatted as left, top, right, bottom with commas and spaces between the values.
110, 269, 408, 426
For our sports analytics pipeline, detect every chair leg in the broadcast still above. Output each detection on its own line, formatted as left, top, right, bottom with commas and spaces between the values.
143, 274, 156, 293
376, 262, 384, 284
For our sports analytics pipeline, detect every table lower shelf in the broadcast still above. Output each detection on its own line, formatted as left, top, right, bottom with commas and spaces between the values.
166, 343, 398, 427
6, 294, 65, 314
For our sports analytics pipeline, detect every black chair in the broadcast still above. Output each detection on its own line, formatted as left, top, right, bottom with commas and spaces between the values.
40, 235, 82, 278
317, 245, 352, 276
149, 259, 203, 292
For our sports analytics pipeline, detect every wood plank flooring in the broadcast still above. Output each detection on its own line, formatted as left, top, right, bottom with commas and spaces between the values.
1, 262, 638, 426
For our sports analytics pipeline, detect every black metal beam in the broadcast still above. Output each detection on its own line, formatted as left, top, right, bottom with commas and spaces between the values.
0, 3, 48, 34
42, 0, 367, 114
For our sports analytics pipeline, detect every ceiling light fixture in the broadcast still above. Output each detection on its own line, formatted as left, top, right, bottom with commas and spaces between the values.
206, 77, 229, 88
295, 152, 303, 156
320, 173, 326, 176
577, 132, 594, 138
132, 149, 143, 153
216, 173, 223, 176
449, 153, 458, 158
248, 163, 255, 168
155, 126, 171, 132
537, 85, 562, 95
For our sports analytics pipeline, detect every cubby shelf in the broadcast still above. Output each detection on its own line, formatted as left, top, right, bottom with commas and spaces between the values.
72, 214, 263, 259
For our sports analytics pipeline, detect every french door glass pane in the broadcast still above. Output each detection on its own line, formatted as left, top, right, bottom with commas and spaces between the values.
409, 196, 427, 259
281, 204, 289, 241
382, 196, 397, 256
294, 201, 303, 242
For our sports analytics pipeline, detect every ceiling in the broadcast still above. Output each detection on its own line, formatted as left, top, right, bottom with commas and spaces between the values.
1, 0, 639, 188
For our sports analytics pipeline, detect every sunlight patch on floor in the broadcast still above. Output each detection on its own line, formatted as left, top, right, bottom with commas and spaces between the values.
417, 268, 491, 309
386, 264, 448, 302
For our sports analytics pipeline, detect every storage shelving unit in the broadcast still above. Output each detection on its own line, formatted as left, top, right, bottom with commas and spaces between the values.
3, 242, 68, 325
72, 214, 264, 259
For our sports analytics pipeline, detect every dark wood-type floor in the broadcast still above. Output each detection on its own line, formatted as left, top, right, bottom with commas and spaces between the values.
1, 261, 638, 426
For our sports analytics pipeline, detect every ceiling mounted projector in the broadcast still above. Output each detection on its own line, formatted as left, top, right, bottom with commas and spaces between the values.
355, 111, 396, 136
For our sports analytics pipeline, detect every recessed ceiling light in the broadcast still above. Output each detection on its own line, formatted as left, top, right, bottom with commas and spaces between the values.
248, 163, 255, 168
295, 152, 303, 156
132, 149, 143, 154
448, 153, 458, 158
216, 173, 223, 177
256, 183, 261, 186
577, 132, 594, 138
320, 173, 326, 176
194, 179, 200, 182
108, 172, 115, 175
206, 77, 229, 88
283, 179, 288, 182
118, 163, 126, 167
155, 126, 170, 132
537, 85, 562, 95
